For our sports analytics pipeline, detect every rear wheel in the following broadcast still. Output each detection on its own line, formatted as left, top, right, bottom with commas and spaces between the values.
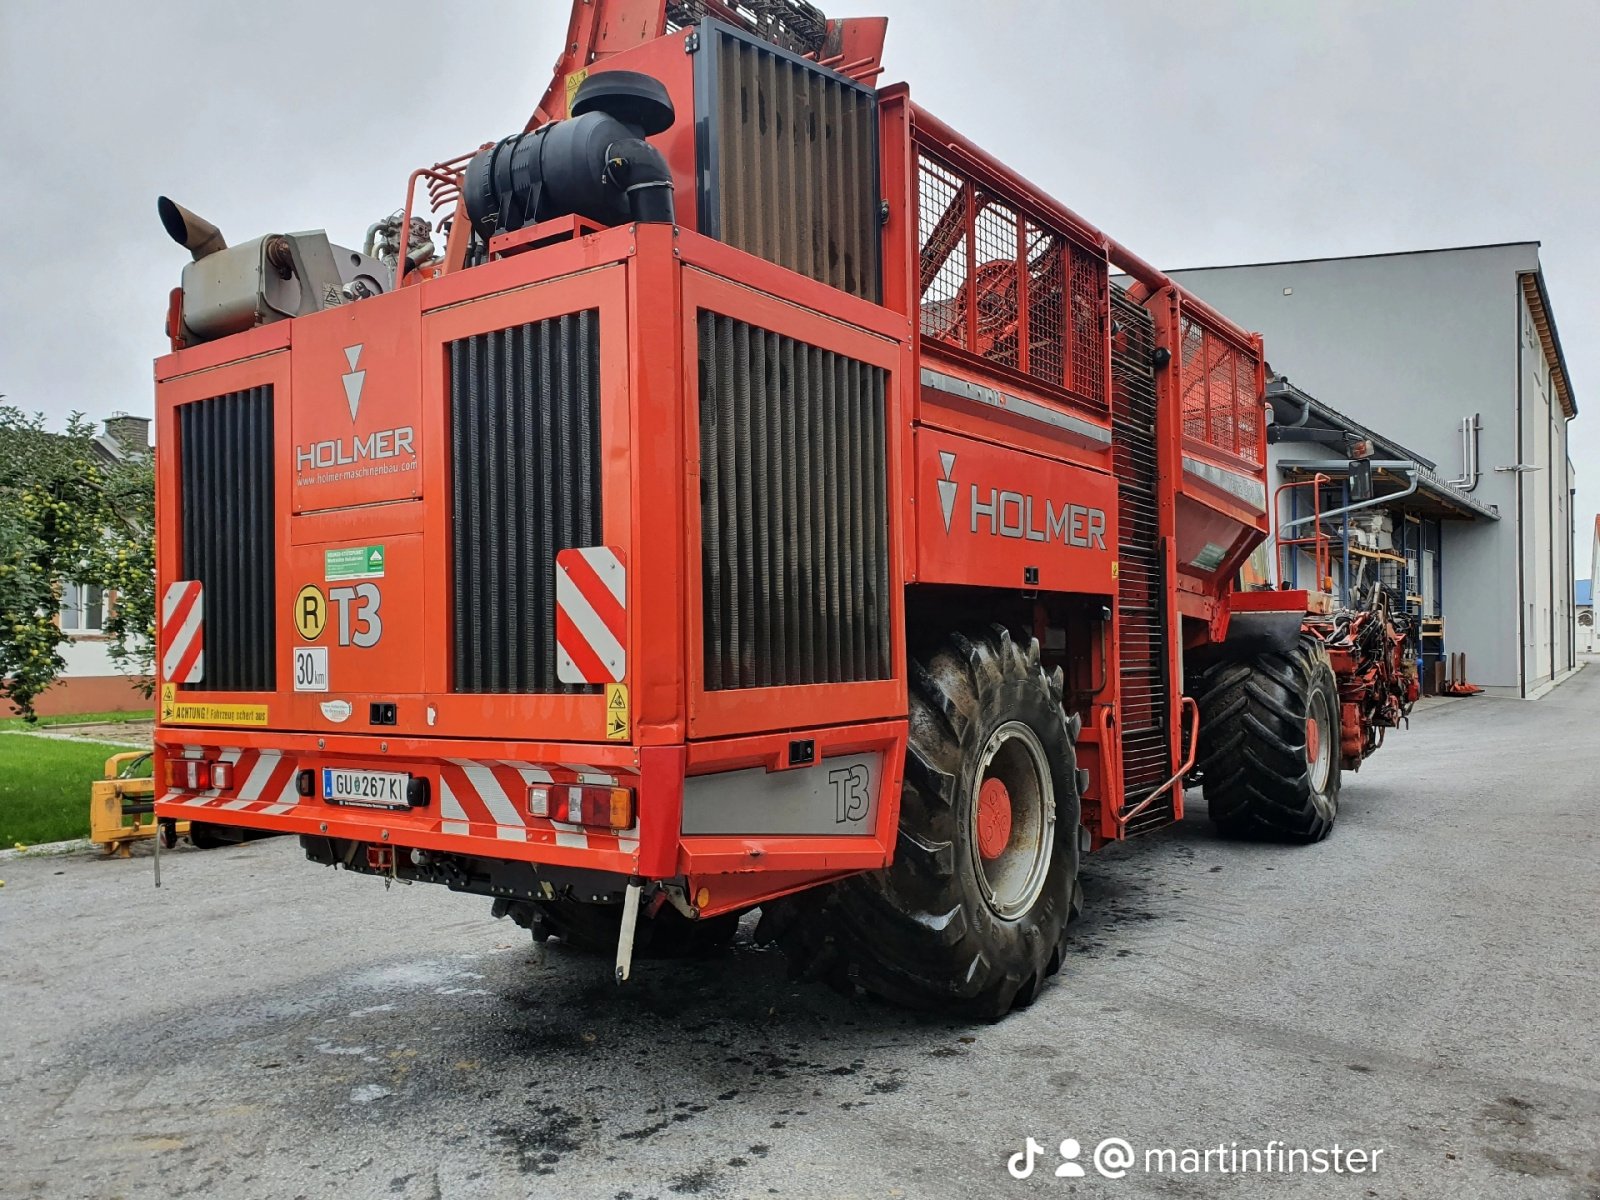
766, 626, 1081, 1020
1196, 633, 1341, 842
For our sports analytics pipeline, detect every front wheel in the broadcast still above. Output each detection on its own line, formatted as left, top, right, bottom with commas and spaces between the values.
767, 626, 1082, 1020
1196, 633, 1342, 842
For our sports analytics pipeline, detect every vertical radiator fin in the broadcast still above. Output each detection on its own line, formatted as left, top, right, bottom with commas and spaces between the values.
1110, 286, 1173, 833
177, 386, 276, 691
699, 22, 881, 302
698, 312, 890, 690
449, 311, 602, 694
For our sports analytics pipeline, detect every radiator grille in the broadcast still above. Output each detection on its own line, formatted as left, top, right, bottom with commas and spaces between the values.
448, 311, 602, 693
1111, 288, 1172, 833
178, 386, 276, 691
698, 312, 890, 690
699, 22, 880, 301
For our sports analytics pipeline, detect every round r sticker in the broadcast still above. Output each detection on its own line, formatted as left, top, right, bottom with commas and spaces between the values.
294, 584, 328, 641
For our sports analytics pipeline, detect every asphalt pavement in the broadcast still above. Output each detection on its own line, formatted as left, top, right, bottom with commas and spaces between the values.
2, 666, 1597, 1198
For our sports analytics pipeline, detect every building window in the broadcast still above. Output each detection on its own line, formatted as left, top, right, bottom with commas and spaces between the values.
60, 582, 107, 633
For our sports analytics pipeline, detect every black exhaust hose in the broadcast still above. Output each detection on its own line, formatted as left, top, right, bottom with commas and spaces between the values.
603, 137, 675, 225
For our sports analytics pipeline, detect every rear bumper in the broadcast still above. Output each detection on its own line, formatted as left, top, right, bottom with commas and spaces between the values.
154, 723, 905, 894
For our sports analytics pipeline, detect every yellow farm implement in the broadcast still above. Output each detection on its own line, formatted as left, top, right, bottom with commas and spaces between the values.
89, 751, 185, 857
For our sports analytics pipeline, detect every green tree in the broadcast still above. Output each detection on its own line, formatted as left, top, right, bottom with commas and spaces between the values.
0, 407, 155, 719
97, 451, 156, 691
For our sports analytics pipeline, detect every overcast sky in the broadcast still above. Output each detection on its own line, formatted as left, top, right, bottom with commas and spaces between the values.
2, 0, 1594, 567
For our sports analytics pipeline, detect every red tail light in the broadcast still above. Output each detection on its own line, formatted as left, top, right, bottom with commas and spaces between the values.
528, 783, 634, 830
165, 759, 233, 791
166, 759, 211, 790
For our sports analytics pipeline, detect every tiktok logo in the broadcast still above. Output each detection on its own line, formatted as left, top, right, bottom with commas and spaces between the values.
1007, 1137, 1086, 1179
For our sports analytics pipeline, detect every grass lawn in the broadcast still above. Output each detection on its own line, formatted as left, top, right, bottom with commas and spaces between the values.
0, 709, 153, 731
0, 734, 151, 846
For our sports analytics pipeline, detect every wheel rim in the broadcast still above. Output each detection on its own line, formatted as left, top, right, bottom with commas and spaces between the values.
970, 721, 1055, 920
1306, 689, 1333, 792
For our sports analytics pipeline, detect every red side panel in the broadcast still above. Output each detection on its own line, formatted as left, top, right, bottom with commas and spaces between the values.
912, 429, 1117, 596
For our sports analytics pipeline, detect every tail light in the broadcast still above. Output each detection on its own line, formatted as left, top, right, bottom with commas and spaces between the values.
165, 759, 233, 791
528, 783, 634, 830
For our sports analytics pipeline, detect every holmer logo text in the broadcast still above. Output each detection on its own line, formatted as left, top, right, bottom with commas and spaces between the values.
295, 427, 415, 475
969, 486, 1107, 550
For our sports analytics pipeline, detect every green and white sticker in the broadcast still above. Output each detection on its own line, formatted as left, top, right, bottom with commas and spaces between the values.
325, 544, 385, 581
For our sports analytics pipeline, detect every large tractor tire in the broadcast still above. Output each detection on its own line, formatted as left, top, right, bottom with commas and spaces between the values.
1196, 633, 1342, 842
765, 626, 1082, 1020
494, 896, 740, 959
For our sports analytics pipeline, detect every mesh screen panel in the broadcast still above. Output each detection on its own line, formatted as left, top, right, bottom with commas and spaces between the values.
915, 148, 1107, 409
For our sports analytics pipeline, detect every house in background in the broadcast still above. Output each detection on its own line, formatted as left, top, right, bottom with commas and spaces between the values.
30, 413, 154, 718
1162, 243, 1579, 698
1578, 578, 1593, 655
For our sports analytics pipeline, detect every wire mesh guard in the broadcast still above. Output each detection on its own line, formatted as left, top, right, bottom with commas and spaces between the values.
1177, 315, 1262, 463
915, 151, 1107, 408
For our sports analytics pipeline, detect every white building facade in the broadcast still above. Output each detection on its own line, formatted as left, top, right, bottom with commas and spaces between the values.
1166, 244, 1579, 698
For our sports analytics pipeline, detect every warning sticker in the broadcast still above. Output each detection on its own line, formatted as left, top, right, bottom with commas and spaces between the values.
160, 684, 269, 727
325, 545, 385, 581
564, 69, 589, 115
605, 683, 630, 742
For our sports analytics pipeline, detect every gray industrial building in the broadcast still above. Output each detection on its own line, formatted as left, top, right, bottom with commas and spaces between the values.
1165, 243, 1579, 698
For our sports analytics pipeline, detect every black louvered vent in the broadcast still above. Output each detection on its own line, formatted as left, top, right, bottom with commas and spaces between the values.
1110, 286, 1173, 834
698, 21, 881, 301
178, 386, 276, 691
698, 312, 890, 690
449, 311, 601, 693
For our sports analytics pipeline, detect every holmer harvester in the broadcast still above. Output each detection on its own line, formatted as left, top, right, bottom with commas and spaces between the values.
152, 0, 1414, 1017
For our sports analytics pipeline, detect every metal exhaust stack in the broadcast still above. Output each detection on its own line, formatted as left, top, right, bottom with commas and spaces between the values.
157, 197, 227, 261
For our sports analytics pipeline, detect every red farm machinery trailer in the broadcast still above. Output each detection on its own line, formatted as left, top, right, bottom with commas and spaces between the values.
152, 0, 1415, 1018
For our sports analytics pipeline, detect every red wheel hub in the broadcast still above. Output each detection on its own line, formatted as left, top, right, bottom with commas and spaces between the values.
976, 776, 1012, 861
1305, 714, 1321, 765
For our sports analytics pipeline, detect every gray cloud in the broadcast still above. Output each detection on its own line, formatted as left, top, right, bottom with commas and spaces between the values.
2, 0, 1592, 554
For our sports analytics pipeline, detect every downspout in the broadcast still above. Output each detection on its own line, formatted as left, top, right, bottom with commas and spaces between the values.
1549, 394, 1556, 680
1516, 288, 1527, 698
1445, 413, 1481, 492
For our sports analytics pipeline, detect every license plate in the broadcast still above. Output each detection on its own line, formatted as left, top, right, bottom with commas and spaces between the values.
322, 767, 410, 809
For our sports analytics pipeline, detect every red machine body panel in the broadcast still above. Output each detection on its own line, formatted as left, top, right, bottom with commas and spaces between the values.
911, 429, 1116, 595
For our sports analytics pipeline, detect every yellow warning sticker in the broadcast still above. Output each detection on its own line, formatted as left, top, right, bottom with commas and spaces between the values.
1111, 560, 1120, 579
160, 684, 270, 728
605, 683, 630, 742
564, 69, 589, 116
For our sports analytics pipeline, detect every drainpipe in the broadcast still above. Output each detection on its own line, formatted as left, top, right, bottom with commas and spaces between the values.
1445, 413, 1481, 492
1515, 287, 1527, 698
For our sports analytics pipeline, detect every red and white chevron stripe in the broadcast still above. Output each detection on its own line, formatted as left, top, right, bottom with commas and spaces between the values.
163, 747, 636, 854
438, 758, 639, 853
161, 747, 300, 815
161, 580, 205, 684
555, 546, 627, 684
